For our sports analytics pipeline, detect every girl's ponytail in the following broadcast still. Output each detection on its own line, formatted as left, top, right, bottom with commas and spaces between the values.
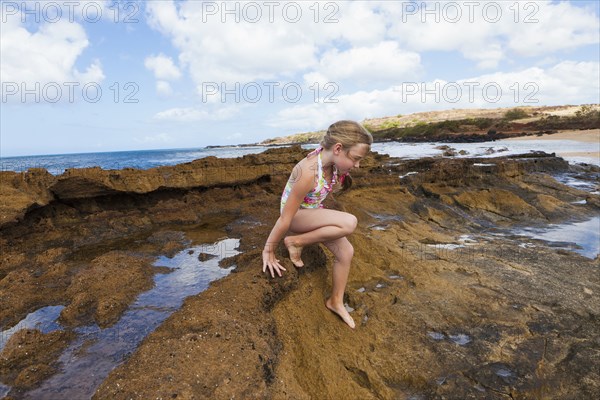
339, 172, 352, 192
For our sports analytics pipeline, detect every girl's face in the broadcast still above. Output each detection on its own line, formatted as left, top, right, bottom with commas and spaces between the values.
334, 143, 370, 174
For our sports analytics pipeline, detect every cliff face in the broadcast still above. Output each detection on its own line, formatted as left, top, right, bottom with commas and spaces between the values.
0, 147, 306, 227
0, 147, 598, 399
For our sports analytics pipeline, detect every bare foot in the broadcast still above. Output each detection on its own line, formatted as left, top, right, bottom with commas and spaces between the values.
325, 298, 356, 329
284, 236, 304, 267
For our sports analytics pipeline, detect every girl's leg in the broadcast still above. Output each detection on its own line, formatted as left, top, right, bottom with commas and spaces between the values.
323, 236, 355, 328
284, 209, 357, 267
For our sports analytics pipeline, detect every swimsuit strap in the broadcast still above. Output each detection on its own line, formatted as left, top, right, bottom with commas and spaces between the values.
307, 146, 323, 157
330, 163, 338, 188
317, 151, 324, 182
320, 152, 338, 191
309, 147, 338, 191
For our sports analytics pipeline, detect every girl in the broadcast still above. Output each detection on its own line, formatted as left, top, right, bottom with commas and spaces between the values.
262, 120, 373, 329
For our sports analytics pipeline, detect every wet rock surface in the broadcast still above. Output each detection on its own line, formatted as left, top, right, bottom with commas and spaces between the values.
0, 146, 598, 399
0, 329, 75, 390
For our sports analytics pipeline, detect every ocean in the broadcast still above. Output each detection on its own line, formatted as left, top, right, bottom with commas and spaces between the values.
0, 138, 597, 175
0, 146, 277, 175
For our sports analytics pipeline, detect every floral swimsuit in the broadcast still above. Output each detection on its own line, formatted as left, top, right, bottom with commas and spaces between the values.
280, 147, 338, 213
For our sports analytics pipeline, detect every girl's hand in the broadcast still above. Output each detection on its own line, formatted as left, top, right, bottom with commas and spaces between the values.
262, 248, 286, 278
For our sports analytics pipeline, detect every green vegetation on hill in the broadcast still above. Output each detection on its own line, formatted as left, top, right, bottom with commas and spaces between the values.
503, 108, 530, 120
261, 131, 323, 145
531, 106, 599, 130
370, 118, 495, 140
369, 105, 599, 142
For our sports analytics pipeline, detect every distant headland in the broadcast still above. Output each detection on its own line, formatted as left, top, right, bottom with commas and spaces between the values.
207, 104, 599, 149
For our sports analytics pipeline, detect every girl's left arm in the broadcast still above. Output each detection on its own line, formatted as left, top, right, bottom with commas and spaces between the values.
262, 163, 313, 277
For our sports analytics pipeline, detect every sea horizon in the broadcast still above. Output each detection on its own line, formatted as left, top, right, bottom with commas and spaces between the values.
0, 144, 292, 175
2, 135, 598, 176
0, 143, 260, 159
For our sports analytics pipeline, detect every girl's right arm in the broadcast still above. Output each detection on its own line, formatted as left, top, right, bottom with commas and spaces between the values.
262, 162, 314, 277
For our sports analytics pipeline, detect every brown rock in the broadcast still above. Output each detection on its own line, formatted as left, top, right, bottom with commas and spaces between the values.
60, 251, 155, 328
0, 329, 74, 389
453, 189, 544, 220
13, 364, 56, 389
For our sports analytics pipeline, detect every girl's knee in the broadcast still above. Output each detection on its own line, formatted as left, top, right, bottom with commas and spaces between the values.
346, 242, 354, 259
342, 213, 358, 235
327, 238, 354, 262
337, 240, 354, 263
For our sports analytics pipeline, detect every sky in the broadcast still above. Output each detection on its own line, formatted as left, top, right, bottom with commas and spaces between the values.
0, 0, 599, 157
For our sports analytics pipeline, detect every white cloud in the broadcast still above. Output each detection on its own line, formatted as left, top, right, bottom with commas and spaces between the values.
305, 41, 422, 88
144, 54, 181, 80
146, 1, 319, 89
323, 1, 388, 46
269, 60, 600, 131
507, 1, 599, 56
0, 10, 104, 102
383, 1, 599, 69
145, 0, 599, 104
156, 80, 173, 96
74, 59, 105, 83
1, 18, 96, 83
143, 0, 424, 109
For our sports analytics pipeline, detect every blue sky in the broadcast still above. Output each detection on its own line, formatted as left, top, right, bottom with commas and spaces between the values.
1, 0, 599, 156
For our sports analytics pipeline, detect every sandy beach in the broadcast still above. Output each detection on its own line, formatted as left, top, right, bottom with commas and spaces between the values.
558, 151, 600, 159
505, 129, 599, 143
500, 129, 599, 163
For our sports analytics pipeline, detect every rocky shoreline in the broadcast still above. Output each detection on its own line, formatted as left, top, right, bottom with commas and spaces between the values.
1, 146, 599, 399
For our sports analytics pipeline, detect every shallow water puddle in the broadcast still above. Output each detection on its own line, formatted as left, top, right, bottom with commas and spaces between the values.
553, 172, 599, 193
367, 212, 404, 231
399, 171, 418, 179
448, 333, 472, 346
571, 199, 587, 205
0, 305, 65, 351
513, 216, 599, 259
369, 223, 390, 231
427, 331, 472, 346
0, 306, 67, 396
426, 243, 464, 251
427, 331, 445, 341
4, 238, 240, 400
458, 235, 478, 245
495, 367, 514, 379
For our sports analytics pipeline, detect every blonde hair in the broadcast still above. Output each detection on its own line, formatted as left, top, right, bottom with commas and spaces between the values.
320, 120, 373, 150
320, 120, 372, 191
